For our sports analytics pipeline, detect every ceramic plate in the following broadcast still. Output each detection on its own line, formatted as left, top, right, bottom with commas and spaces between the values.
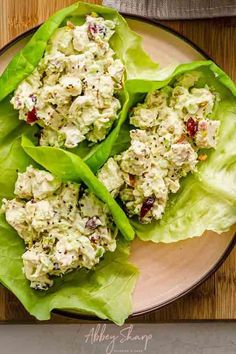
0, 15, 235, 320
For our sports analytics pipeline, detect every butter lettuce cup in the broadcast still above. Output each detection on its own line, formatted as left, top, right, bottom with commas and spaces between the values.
0, 1, 158, 172
98, 61, 236, 243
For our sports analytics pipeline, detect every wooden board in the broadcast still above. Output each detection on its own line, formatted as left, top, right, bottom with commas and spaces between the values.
0, 0, 236, 323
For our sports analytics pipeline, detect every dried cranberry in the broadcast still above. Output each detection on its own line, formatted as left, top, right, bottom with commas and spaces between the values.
90, 235, 100, 244
26, 107, 38, 124
88, 23, 99, 36
186, 117, 198, 138
86, 216, 100, 230
88, 23, 106, 38
140, 196, 155, 219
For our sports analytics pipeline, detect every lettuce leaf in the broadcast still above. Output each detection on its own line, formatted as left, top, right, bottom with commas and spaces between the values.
0, 2, 158, 171
126, 61, 236, 242
0, 98, 138, 324
22, 135, 134, 241
133, 175, 236, 243
0, 97, 37, 200
0, 212, 138, 324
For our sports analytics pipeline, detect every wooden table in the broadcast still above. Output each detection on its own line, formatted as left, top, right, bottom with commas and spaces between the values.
0, 0, 236, 323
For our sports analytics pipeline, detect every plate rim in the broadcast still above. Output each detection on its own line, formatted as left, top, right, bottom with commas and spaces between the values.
0, 13, 235, 322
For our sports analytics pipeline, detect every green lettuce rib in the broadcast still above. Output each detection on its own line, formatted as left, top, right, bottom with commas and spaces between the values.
125, 61, 236, 242
22, 135, 135, 241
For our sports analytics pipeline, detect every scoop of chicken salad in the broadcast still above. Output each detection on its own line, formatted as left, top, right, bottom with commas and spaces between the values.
11, 14, 124, 149
2, 166, 117, 290
98, 72, 221, 223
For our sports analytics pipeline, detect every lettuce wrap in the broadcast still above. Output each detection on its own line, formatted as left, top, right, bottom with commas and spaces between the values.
0, 101, 138, 323
114, 61, 236, 242
0, 1, 158, 171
